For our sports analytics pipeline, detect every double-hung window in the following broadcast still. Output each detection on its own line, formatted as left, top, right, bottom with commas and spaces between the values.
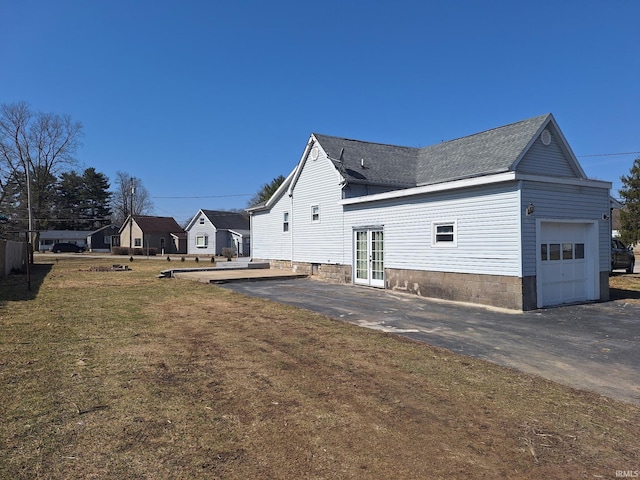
196, 234, 208, 248
432, 221, 457, 247
283, 212, 289, 232
311, 205, 320, 223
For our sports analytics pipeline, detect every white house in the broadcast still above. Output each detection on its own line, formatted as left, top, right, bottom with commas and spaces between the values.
185, 210, 251, 256
248, 114, 614, 310
38, 230, 92, 252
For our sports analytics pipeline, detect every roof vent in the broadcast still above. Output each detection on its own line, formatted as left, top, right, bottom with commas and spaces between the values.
360, 158, 365, 168
541, 129, 551, 146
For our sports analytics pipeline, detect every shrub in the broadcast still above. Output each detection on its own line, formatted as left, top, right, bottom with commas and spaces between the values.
222, 247, 236, 260
111, 247, 158, 256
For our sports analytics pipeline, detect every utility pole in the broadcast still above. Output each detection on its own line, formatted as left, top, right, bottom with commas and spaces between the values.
26, 162, 34, 264
129, 177, 135, 254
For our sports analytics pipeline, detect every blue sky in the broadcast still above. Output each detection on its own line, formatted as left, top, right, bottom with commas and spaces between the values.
1, 0, 638, 224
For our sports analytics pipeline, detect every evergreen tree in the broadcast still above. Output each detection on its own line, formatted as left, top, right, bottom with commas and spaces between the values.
619, 156, 640, 246
54, 168, 112, 230
55, 170, 83, 229
247, 175, 286, 208
81, 168, 112, 229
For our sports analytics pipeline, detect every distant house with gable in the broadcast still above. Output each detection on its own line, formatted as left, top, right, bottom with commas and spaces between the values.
119, 215, 186, 254
185, 209, 250, 256
87, 225, 120, 252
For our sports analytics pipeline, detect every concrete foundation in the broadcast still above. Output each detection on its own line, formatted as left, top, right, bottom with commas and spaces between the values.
254, 259, 609, 311
386, 268, 531, 311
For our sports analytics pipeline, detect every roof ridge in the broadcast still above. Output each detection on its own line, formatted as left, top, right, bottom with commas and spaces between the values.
423, 113, 550, 149
313, 133, 419, 151
314, 113, 550, 152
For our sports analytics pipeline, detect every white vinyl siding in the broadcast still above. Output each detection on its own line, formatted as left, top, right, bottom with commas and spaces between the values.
186, 211, 217, 255
344, 183, 522, 276
251, 194, 293, 260
290, 148, 344, 264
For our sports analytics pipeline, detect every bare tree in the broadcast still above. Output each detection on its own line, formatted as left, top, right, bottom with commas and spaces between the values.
111, 171, 154, 227
0, 101, 83, 248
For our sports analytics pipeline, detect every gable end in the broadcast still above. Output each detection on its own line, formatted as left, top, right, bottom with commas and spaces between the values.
514, 117, 585, 179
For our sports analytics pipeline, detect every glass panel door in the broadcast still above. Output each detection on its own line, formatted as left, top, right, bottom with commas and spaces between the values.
354, 229, 384, 287
370, 230, 384, 287
355, 230, 369, 283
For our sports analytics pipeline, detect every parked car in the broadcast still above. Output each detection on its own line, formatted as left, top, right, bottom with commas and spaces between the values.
611, 238, 635, 273
50, 242, 85, 253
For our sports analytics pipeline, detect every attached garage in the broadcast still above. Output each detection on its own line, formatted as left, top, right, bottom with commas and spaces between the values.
537, 221, 600, 308
250, 113, 614, 311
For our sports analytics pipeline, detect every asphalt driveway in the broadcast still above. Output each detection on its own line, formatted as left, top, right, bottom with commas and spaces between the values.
221, 278, 640, 406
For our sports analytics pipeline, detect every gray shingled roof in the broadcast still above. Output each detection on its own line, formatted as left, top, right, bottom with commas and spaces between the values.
313, 134, 418, 188
314, 114, 550, 188
416, 114, 549, 185
202, 210, 250, 230
134, 215, 184, 234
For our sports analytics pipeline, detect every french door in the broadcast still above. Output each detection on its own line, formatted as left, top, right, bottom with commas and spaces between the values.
354, 229, 384, 287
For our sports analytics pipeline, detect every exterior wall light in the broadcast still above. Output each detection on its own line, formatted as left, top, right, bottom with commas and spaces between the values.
526, 203, 535, 216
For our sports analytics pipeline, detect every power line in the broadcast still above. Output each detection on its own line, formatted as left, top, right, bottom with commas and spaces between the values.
151, 194, 252, 199
577, 151, 640, 157
6, 217, 111, 222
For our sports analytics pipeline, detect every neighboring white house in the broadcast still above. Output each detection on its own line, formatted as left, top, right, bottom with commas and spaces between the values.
185, 210, 251, 256
248, 113, 615, 310
38, 230, 93, 252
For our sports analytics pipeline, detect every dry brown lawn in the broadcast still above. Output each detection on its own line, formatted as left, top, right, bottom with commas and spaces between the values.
610, 271, 640, 304
1, 257, 639, 479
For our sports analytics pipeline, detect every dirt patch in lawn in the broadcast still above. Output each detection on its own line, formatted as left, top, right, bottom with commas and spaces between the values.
1, 258, 639, 479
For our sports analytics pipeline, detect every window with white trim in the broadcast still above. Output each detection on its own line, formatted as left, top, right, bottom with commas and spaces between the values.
134, 238, 142, 247
432, 221, 457, 247
196, 234, 208, 248
311, 205, 320, 223
283, 211, 289, 232
199, 217, 205, 225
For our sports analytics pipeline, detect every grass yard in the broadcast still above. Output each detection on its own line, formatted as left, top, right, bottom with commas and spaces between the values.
1, 257, 639, 479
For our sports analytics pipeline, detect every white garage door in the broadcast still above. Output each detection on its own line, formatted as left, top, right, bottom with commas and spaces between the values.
538, 222, 596, 307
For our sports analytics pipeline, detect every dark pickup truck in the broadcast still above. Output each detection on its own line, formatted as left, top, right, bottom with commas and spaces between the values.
611, 238, 635, 273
